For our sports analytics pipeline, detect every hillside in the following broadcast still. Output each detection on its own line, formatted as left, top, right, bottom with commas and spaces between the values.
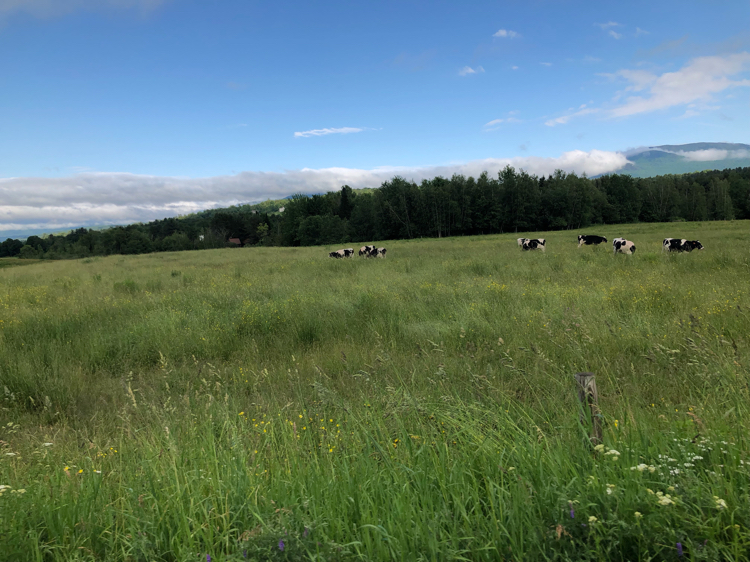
616, 142, 750, 177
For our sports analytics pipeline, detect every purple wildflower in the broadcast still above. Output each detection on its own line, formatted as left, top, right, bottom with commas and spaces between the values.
676, 542, 683, 557
243, 550, 247, 558
278, 539, 285, 552
207, 556, 211, 562
570, 507, 575, 518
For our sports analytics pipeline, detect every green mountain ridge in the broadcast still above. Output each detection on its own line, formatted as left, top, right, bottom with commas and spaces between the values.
616, 142, 750, 178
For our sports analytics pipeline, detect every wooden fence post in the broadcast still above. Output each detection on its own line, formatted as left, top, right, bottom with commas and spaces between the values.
575, 372, 602, 445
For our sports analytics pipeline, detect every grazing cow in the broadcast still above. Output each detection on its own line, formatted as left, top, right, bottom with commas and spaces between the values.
517, 238, 527, 247
521, 238, 546, 252
663, 238, 704, 253
375, 247, 387, 258
613, 238, 636, 255
329, 249, 353, 258
360, 245, 376, 256
578, 234, 608, 247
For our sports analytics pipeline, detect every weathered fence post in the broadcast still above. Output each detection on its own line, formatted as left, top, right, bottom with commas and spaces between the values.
575, 372, 602, 445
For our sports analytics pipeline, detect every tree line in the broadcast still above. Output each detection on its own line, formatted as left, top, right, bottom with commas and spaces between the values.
2, 165, 749, 260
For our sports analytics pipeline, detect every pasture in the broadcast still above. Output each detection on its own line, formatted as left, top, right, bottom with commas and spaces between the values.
1, 220, 749, 561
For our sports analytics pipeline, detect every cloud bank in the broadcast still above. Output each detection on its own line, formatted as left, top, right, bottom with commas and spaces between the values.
0, 150, 630, 233
669, 148, 750, 161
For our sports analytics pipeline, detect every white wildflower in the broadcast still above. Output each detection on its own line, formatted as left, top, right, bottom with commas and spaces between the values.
588, 516, 597, 523
692, 456, 703, 461
594, 444, 605, 452
714, 497, 727, 510
42, 443, 53, 447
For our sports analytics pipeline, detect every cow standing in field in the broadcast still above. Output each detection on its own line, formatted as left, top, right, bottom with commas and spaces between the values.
613, 238, 636, 255
329, 248, 354, 258
578, 235, 608, 247
360, 245, 376, 256
521, 238, 546, 252
663, 238, 704, 252
375, 247, 387, 258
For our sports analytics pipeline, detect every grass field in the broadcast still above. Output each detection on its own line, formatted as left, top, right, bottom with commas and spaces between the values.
1, 220, 749, 561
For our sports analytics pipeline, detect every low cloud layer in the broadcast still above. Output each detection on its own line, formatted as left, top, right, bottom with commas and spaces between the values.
671, 148, 750, 161
0, 150, 630, 234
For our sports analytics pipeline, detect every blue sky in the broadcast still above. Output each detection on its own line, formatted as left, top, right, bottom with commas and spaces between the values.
1, 0, 749, 233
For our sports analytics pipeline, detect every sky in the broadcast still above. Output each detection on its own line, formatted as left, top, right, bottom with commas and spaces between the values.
1, 0, 749, 235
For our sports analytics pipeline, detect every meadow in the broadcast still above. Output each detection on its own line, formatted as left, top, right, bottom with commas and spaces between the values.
1, 220, 749, 561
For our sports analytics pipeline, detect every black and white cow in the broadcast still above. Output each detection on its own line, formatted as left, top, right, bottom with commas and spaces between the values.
663, 238, 704, 253
329, 248, 354, 258
578, 234, 608, 247
613, 238, 636, 255
360, 245, 376, 257
375, 247, 387, 258
521, 238, 546, 252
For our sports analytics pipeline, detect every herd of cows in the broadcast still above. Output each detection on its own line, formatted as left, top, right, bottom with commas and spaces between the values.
328, 236, 704, 259
329, 245, 387, 258
516, 235, 704, 255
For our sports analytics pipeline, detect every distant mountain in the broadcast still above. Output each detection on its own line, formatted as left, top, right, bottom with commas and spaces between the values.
614, 142, 750, 178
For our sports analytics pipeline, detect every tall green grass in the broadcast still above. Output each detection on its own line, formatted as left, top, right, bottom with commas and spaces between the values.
1, 221, 749, 560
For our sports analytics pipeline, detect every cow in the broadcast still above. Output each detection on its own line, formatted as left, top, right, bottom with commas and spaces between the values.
578, 234, 608, 247
360, 245, 376, 257
517, 238, 526, 247
663, 238, 704, 253
375, 247, 387, 258
329, 249, 353, 258
521, 238, 546, 252
613, 238, 636, 255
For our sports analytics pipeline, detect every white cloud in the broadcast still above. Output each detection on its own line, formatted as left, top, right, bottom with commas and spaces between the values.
673, 148, 750, 161
0, 0, 167, 18
493, 29, 519, 38
608, 52, 750, 118
635, 27, 649, 37
0, 150, 631, 233
540, 62, 552, 66
545, 107, 600, 127
511, 65, 519, 70
595, 21, 621, 30
609, 30, 623, 40
294, 127, 364, 138
459, 65, 484, 76
483, 117, 521, 130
